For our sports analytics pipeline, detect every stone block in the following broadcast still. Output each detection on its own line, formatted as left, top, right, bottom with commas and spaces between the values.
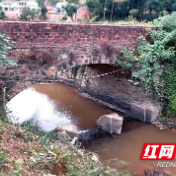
96, 113, 123, 134
130, 103, 145, 122
130, 103, 159, 123
145, 108, 159, 123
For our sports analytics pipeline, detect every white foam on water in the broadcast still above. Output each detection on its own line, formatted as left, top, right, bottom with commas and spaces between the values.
6, 88, 72, 132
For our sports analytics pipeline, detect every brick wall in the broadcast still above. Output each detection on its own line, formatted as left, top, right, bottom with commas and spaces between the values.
0, 21, 153, 69
0, 21, 150, 47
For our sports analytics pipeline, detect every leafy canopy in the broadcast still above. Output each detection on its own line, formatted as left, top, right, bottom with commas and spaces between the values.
86, 0, 103, 16
65, 0, 79, 20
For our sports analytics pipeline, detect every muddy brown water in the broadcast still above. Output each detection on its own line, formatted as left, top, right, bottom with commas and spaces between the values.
32, 83, 176, 175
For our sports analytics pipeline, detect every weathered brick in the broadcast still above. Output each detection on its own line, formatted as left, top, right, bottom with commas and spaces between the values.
0, 21, 155, 47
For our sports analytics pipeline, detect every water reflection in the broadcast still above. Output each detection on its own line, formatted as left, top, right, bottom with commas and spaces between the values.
6, 87, 72, 131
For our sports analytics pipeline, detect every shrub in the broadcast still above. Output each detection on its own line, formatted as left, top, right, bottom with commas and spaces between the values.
0, 33, 16, 65
119, 12, 176, 119
155, 69, 176, 117
129, 9, 139, 18
19, 8, 39, 21
0, 12, 7, 19
62, 16, 68, 21
139, 13, 158, 21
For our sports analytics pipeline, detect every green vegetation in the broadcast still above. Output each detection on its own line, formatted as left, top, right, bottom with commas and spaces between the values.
118, 12, 176, 121
71, 65, 87, 79
65, 4, 78, 21
0, 119, 131, 176
86, 0, 176, 22
41, 6, 48, 20
36, 0, 48, 21
71, 66, 80, 78
19, 8, 40, 21
86, 0, 103, 17
0, 0, 175, 22
0, 33, 16, 120
65, 0, 79, 21
0, 12, 7, 19
0, 33, 16, 66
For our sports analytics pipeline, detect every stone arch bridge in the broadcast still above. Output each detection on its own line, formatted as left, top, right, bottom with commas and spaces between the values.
0, 21, 159, 123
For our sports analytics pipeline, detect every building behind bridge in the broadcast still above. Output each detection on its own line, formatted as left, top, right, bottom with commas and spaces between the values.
0, 0, 39, 19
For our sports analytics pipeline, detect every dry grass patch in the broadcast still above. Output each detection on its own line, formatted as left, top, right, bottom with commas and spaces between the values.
0, 120, 131, 176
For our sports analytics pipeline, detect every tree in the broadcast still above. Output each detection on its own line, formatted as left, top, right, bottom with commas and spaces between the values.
65, 0, 79, 21
144, 0, 176, 14
65, 4, 78, 21
41, 6, 48, 20
171, 2, 176, 11
36, 0, 48, 21
84, 0, 176, 21
86, 0, 103, 17
112, 1, 130, 20
0, 12, 7, 19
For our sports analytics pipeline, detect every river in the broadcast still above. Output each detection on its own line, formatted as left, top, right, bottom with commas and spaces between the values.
6, 83, 176, 175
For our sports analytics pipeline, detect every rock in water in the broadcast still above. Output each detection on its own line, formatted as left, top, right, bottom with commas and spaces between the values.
55, 126, 98, 141
96, 113, 123, 134
78, 129, 98, 141
55, 124, 79, 140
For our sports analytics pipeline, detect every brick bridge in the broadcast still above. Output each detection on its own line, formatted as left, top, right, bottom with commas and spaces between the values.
0, 21, 159, 123
0, 21, 151, 69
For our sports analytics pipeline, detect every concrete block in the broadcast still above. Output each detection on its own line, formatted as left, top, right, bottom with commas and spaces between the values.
145, 108, 159, 123
130, 103, 145, 122
130, 103, 159, 123
96, 113, 123, 134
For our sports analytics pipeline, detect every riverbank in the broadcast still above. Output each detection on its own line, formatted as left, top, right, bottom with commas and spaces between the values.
2, 82, 176, 175
0, 118, 130, 176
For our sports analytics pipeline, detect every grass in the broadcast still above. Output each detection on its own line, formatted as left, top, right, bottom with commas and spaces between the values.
98, 19, 153, 26
77, 15, 154, 26
0, 119, 132, 176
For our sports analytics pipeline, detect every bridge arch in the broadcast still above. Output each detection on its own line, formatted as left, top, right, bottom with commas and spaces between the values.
0, 21, 159, 123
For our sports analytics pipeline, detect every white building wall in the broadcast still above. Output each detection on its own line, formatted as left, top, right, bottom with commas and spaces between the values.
1, 1, 38, 14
